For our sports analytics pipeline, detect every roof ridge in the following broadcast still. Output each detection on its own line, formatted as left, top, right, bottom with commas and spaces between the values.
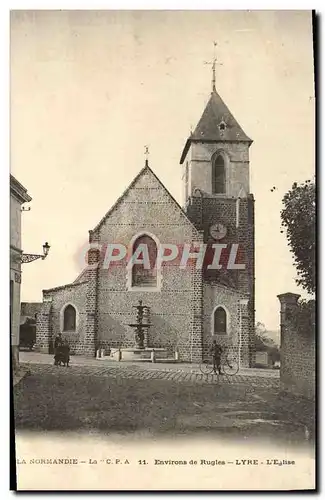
90, 164, 148, 234
90, 164, 202, 237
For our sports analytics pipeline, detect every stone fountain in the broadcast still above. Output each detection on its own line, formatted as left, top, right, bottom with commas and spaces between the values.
107, 300, 169, 362
128, 300, 151, 349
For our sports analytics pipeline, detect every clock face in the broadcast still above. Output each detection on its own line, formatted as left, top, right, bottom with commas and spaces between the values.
210, 223, 227, 240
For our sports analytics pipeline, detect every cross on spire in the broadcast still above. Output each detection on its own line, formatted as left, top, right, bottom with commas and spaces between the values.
204, 41, 223, 93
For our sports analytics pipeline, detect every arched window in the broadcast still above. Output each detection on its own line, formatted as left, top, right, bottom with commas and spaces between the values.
63, 304, 76, 332
212, 155, 226, 194
132, 234, 158, 288
213, 306, 227, 335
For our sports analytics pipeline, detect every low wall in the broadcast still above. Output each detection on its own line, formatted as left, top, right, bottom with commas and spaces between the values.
281, 326, 315, 398
278, 293, 315, 400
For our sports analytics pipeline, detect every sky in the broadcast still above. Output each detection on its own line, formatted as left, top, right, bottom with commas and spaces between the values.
10, 10, 315, 330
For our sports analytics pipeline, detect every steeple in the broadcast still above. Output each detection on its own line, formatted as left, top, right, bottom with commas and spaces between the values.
211, 62, 216, 93
180, 44, 252, 164
211, 41, 218, 93
180, 55, 253, 203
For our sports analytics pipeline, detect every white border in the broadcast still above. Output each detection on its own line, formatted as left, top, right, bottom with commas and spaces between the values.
5, 7, 321, 500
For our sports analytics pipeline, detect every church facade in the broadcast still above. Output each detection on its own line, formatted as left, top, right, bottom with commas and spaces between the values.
36, 84, 255, 367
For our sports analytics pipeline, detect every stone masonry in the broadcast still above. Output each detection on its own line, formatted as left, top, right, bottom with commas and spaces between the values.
36, 84, 256, 366
278, 293, 315, 399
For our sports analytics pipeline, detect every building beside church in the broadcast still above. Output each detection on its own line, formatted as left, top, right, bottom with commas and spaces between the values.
36, 79, 255, 367
10, 175, 32, 371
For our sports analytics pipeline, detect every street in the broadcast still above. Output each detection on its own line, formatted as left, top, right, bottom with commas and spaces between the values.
14, 356, 314, 448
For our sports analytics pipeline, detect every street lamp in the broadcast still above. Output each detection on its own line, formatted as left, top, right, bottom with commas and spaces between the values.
21, 242, 51, 264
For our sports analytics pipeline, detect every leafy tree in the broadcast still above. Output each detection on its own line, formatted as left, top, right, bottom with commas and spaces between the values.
291, 299, 316, 337
280, 179, 316, 294
254, 322, 280, 365
255, 322, 267, 350
255, 322, 277, 349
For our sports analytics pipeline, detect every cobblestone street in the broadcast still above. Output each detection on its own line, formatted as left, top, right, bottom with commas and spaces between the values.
20, 360, 280, 389
14, 352, 314, 449
18, 351, 279, 387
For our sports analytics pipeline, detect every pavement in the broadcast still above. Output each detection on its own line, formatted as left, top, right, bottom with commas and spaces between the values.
12, 366, 31, 387
19, 351, 279, 388
14, 357, 314, 491
14, 350, 315, 466
14, 356, 314, 449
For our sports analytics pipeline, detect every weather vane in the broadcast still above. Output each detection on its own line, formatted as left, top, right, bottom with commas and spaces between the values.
204, 41, 223, 92
144, 145, 149, 165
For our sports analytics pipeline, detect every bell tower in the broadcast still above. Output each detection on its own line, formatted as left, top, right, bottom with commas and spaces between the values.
180, 87, 252, 204
180, 57, 255, 366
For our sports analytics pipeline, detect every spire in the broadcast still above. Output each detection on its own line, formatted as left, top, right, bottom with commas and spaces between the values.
212, 59, 216, 93
180, 90, 252, 164
204, 42, 222, 93
144, 145, 149, 167
212, 41, 217, 92
180, 45, 253, 164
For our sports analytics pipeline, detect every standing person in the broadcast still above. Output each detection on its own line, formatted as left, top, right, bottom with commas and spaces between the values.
62, 339, 70, 367
210, 340, 223, 375
54, 333, 63, 366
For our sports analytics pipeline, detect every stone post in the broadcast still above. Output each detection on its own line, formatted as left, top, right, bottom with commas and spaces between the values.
238, 298, 249, 368
277, 292, 301, 393
189, 232, 204, 363
277, 292, 301, 332
35, 301, 53, 353
84, 237, 100, 357
143, 306, 150, 348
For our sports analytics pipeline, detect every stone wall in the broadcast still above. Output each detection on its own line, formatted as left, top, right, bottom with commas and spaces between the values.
186, 186, 255, 367
203, 284, 251, 367
203, 283, 239, 353
36, 281, 88, 355
38, 163, 255, 365
185, 141, 250, 199
278, 293, 315, 399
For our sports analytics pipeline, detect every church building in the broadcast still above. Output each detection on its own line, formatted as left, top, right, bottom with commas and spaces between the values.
36, 75, 255, 367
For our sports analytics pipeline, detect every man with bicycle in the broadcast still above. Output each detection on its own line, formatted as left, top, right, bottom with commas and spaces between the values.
210, 340, 223, 375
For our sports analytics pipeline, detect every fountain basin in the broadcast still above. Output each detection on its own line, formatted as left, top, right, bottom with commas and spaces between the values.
109, 347, 169, 362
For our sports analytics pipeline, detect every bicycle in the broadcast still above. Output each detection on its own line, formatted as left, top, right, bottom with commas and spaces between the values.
199, 350, 239, 376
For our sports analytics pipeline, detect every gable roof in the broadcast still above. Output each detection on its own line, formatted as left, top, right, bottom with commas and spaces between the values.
90, 162, 201, 237
180, 89, 252, 164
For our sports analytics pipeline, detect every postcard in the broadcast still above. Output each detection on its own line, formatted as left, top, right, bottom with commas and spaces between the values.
11, 9, 316, 491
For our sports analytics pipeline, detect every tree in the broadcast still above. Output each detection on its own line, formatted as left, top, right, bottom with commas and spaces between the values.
291, 299, 316, 337
254, 322, 280, 365
280, 179, 315, 294
255, 322, 267, 350
255, 322, 277, 350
